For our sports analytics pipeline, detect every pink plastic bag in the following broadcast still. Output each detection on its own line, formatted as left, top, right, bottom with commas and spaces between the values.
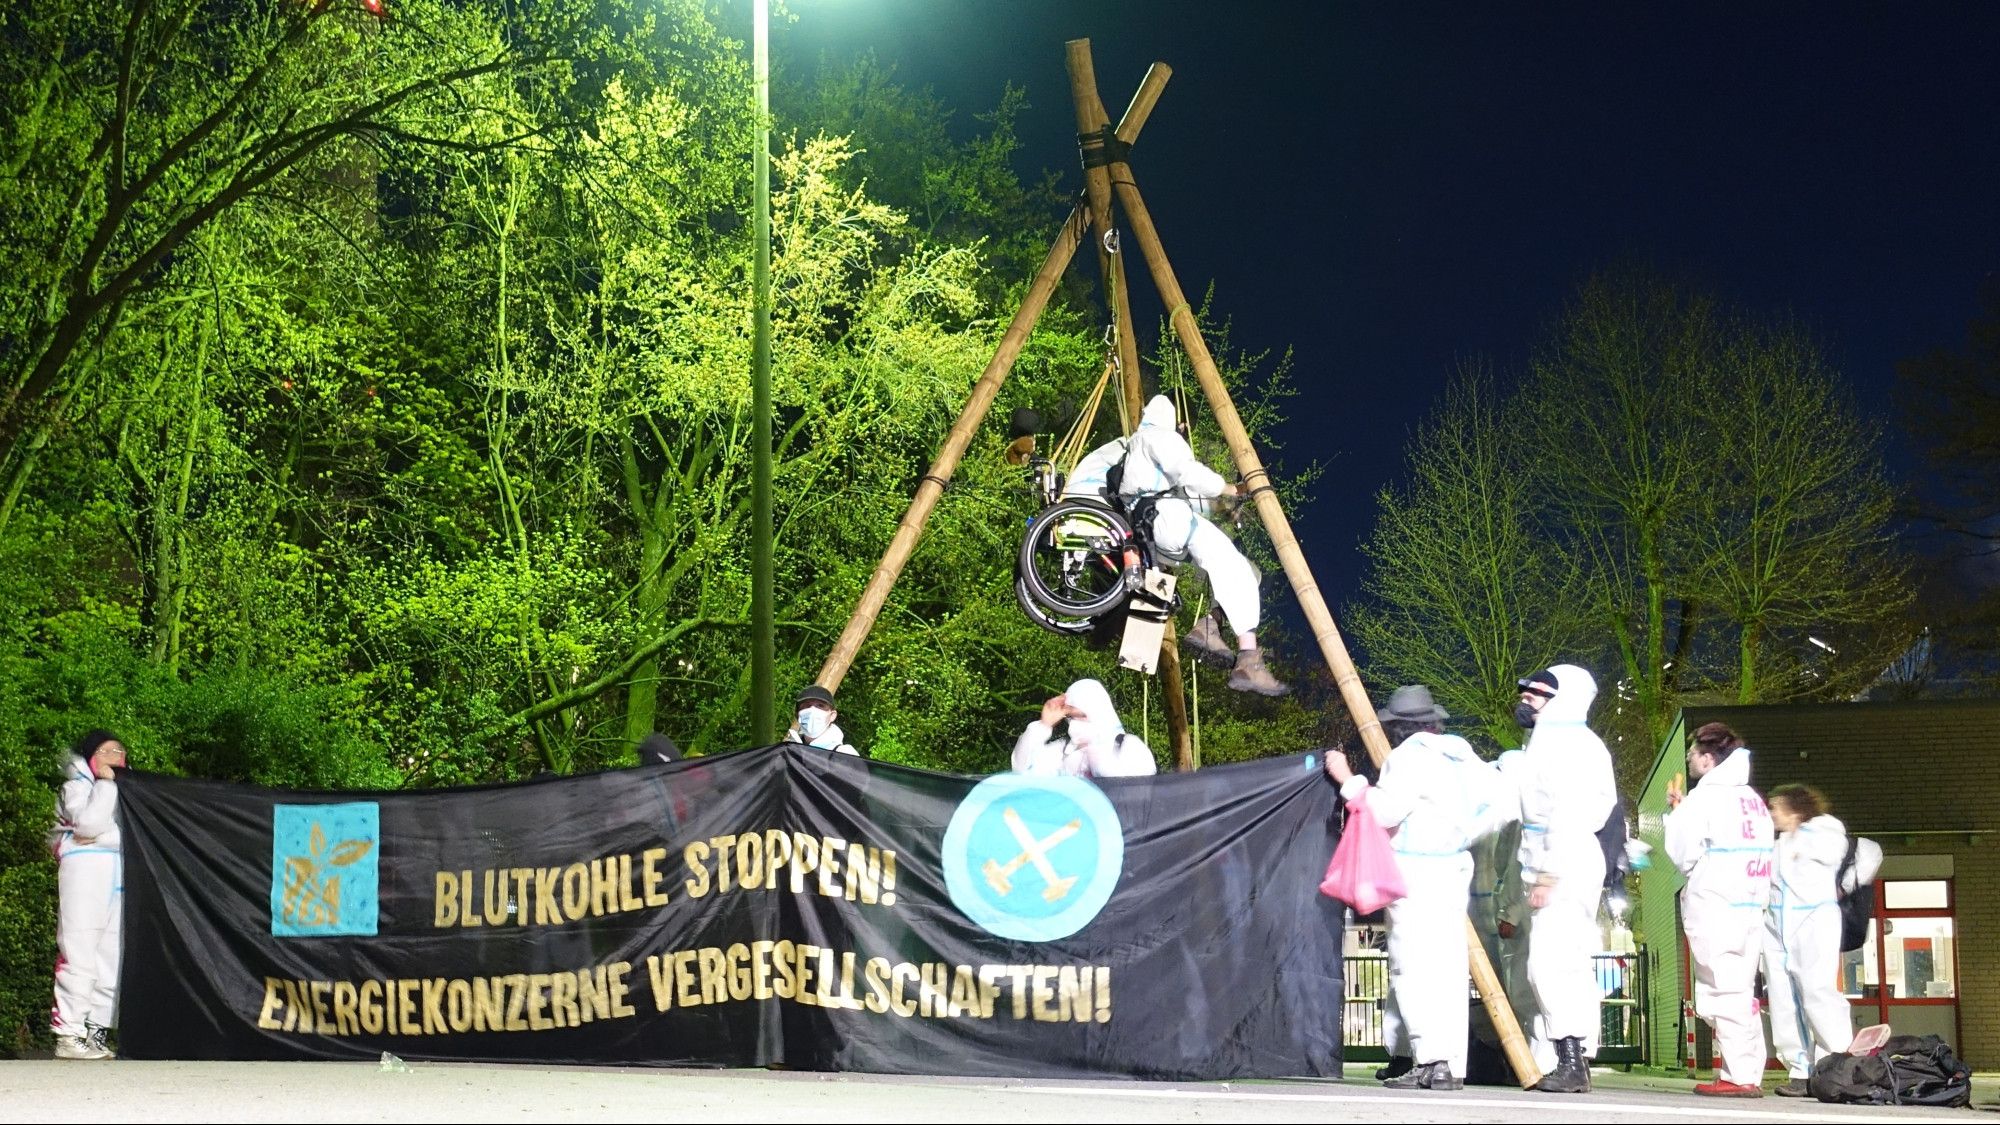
1319, 797, 1408, 913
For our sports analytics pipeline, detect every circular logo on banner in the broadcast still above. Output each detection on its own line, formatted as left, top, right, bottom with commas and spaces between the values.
942, 774, 1125, 942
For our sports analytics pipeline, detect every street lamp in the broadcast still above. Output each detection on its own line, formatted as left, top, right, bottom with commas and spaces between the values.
750, 0, 774, 744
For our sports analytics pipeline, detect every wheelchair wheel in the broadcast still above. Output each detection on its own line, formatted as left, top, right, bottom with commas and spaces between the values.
1014, 573, 1096, 636
1016, 498, 1134, 620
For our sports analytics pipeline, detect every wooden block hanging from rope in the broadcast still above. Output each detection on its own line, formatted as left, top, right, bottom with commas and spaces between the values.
1116, 569, 1177, 674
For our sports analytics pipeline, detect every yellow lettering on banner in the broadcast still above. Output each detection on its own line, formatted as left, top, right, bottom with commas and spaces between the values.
837, 952, 865, 1011
764, 829, 792, 890
947, 965, 977, 1018
578, 964, 610, 1023
434, 872, 458, 927
817, 836, 845, 898
976, 966, 1003, 1020
674, 949, 700, 1009
751, 940, 775, 1001
401, 978, 424, 1035
617, 854, 644, 912
713, 834, 737, 893
608, 962, 636, 1019
726, 944, 752, 1002
548, 971, 579, 1028
512, 869, 533, 920
684, 841, 712, 899
697, 946, 728, 1005
646, 955, 674, 1012
790, 833, 818, 894
641, 848, 671, 907
920, 963, 947, 1018
561, 863, 589, 922
863, 958, 893, 1015
815, 947, 842, 1008
1057, 966, 1090, 1024
889, 963, 918, 1018
360, 979, 385, 1034
524, 973, 551, 1030
483, 870, 509, 926
258, 978, 286, 1029
589, 858, 617, 917
795, 942, 818, 1007
1031, 967, 1060, 1022
331, 980, 359, 1035
459, 870, 479, 929
1007, 965, 1032, 1019
845, 843, 878, 904
503, 973, 529, 1031
737, 832, 763, 890
310, 980, 334, 1033
421, 978, 446, 1035
472, 977, 504, 1032
535, 867, 562, 925
446, 979, 473, 1032
770, 941, 796, 1000
1097, 966, 1112, 1023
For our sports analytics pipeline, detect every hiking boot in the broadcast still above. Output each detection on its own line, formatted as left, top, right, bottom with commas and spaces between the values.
1773, 1078, 1810, 1098
1693, 1079, 1764, 1098
1383, 1060, 1463, 1091
1227, 647, 1290, 696
1374, 1056, 1413, 1082
1533, 1036, 1590, 1094
55, 1034, 110, 1061
1181, 612, 1233, 666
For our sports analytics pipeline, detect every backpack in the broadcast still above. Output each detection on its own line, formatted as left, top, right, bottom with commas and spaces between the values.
1808, 1034, 1972, 1107
1595, 794, 1632, 891
1834, 836, 1876, 953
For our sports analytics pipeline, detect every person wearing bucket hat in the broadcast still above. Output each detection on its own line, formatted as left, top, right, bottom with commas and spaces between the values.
1325, 685, 1503, 1091
51, 729, 129, 1061
784, 683, 859, 756
1510, 664, 1618, 1094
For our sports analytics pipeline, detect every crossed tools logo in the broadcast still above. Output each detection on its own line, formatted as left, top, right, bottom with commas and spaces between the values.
942, 774, 1124, 942
270, 802, 380, 937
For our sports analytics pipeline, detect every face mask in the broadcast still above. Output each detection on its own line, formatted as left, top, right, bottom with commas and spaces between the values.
798, 709, 829, 740
1514, 701, 1539, 729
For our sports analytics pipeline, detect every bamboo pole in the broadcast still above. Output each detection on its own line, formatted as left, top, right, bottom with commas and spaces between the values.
815, 76, 1174, 694
1065, 47, 1194, 772
1068, 47, 1543, 1089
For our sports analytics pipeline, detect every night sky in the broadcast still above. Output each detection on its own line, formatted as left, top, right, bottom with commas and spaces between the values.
784, 2, 2000, 633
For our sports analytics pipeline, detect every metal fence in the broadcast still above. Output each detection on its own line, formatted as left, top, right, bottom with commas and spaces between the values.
1342, 950, 1647, 1066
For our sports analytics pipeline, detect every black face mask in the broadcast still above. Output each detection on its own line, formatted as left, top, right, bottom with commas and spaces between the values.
1514, 701, 1540, 729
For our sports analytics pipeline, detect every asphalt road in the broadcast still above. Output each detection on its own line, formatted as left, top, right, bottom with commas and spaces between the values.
2, 1062, 1987, 1124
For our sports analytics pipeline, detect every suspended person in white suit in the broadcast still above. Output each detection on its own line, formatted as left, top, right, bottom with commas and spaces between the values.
50, 730, 128, 1061
1011, 678, 1157, 778
1761, 783, 1854, 1097
1513, 665, 1618, 1094
1112, 396, 1287, 697
1665, 721, 1774, 1099
1325, 685, 1499, 1091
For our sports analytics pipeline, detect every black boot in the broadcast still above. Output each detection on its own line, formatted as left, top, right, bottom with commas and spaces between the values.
1533, 1037, 1591, 1094
1383, 1060, 1463, 1091
1374, 1055, 1413, 1081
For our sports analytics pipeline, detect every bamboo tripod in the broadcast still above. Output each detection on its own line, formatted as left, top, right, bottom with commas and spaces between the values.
813, 40, 1540, 1087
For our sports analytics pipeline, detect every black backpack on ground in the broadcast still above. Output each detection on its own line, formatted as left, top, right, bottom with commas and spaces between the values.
1808, 1034, 1972, 1107
1835, 836, 1874, 953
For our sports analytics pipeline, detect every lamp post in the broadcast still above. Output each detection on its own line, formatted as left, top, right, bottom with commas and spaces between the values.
750, 0, 775, 744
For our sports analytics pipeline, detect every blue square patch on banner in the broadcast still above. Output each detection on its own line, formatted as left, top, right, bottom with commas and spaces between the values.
270, 802, 380, 937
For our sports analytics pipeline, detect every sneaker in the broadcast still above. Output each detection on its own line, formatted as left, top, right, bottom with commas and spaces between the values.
85, 1023, 117, 1060
54, 1035, 110, 1061
1773, 1078, 1810, 1098
1693, 1080, 1764, 1098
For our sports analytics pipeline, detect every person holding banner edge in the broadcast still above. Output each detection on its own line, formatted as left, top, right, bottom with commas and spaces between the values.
51, 729, 128, 1061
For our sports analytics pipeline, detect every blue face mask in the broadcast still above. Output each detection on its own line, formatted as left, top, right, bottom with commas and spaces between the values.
798, 708, 829, 740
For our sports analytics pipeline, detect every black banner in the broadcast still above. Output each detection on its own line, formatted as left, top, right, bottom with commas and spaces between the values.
119, 745, 1345, 1079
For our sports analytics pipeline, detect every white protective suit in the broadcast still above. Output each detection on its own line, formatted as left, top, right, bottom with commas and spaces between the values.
51, 755, 123, 1038
1060, 437, 1128, 500
785, 718, 859, 756
1341, 732, 1494, 1076
1011, 678, 1157, 778
1515, 665, 1616, 1057
1115, 396, 1261, 637
1664, 747, 1773, 1087
1762, 813, 1853, 1078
